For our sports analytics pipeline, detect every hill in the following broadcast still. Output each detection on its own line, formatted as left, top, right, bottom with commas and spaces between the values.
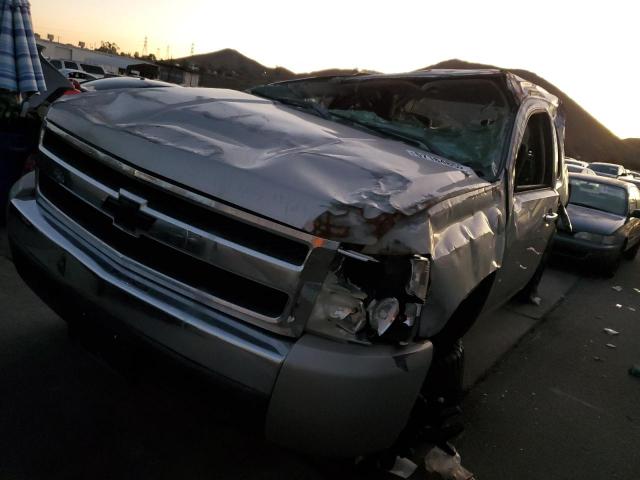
176, 49, 361, 91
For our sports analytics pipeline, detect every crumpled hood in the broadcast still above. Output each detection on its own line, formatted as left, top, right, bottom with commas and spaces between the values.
567, 203, 626, 235
48, 87, 489, 244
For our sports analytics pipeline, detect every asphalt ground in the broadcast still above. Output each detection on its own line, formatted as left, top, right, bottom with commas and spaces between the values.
1, 227, 638, 479
457, 256, 640, 479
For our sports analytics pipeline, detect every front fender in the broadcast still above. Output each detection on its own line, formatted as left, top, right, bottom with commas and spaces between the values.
419, 185, 506, 337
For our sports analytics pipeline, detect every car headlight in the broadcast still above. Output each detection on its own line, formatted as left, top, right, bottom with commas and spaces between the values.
306, 253, 430, 344
574, 232, 619, 245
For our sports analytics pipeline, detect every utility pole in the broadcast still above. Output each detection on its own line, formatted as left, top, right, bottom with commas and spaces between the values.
143, 36, 148, 56
190, 42, 195, 56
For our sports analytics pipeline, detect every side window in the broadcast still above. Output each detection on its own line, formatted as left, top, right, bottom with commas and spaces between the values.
514, 112, 555, 192
50, 60, 62, 69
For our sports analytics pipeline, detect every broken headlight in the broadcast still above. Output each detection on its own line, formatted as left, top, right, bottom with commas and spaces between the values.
406, 255, 431, 299
306, 252, 431, 344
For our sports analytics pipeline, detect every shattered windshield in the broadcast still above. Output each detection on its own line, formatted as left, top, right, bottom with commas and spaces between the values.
251, 76, 512, 178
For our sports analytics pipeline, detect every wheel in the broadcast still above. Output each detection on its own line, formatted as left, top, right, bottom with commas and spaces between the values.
623, 241, 640, 261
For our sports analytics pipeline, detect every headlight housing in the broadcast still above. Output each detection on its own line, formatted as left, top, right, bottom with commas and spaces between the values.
574, 231, 619, 245
306, 252, 431, 344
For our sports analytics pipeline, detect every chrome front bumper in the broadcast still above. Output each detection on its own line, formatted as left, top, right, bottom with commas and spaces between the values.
7, 177, 433, 456
9, 194, 291, 395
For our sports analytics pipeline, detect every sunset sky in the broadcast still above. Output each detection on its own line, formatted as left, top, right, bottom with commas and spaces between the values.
29, 0, 640, 139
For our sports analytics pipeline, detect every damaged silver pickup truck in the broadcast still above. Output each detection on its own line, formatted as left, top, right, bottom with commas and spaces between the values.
7, 70, 568, 456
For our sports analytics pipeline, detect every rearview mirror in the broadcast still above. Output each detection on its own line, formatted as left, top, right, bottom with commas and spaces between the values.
630, 209, 640, 219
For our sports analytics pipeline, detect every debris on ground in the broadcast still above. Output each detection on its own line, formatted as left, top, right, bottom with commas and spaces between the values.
423, 444, 475, 480
629, 365, 640, 378
603, 328, 620, 336
612, 286, 623, 292
605, 343, 617, 349
634, 288, 640, 294
593, 356, 603, 362
627, 307, 636, 312
388, 456, 418, 478
615, 304, 622, 308
529, 295, 542, 306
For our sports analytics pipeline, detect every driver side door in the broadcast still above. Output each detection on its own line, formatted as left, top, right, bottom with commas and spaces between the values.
487, 110, 560, 305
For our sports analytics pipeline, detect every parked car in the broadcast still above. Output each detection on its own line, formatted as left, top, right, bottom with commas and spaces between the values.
49, 59, 80, 70
81, 76, 178, 92
589, 162, 632, 179
7, 70, 568, 456
622, 176, 640, 189
567, 164, 596, 175
553, 173, 640, 275
78, 63, 106, 78
565, 157, 589, 168
59, 68, 98, 84
49, 59, 106, 78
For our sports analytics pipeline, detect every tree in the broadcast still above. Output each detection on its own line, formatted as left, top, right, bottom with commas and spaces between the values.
95, 41, 119, 55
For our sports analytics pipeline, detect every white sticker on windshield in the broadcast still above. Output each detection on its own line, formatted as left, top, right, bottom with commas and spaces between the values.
406, 149, 473, 175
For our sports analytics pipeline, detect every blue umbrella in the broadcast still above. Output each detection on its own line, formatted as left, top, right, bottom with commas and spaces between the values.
0, 0, 45, 94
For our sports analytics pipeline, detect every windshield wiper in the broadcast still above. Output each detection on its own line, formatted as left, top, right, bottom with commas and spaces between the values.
328, 111, 435, 153
273, 96, 331, 119
251, 87, 331, 119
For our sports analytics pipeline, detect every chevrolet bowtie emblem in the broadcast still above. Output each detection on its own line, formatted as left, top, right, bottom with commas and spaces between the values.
103, 189, 155, 237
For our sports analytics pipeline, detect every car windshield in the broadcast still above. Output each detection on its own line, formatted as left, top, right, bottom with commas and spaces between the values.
569, 178, 628, 216
590, 164, 620, 176
251, 76, 512, 179
567, 165, 584, 173
81, 64, 104, 75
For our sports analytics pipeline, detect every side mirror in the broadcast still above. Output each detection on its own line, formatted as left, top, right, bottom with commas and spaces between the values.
630, 209, 640, 219
558, 203, 573, 233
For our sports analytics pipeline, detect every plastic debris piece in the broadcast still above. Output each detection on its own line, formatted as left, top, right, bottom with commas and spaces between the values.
628, 307, 636, 312
615, 304, 622, 308
529, 295, 542, 306
634, 288, 640, 294
612, 286, 623, 292
606, 343, 617, 349
593, 356, 603, 362
603, 328, 620, 336
388, 456, 418, 479
367, 297, 400, 336
629, 365, 640, 378
403, 303, 421, 327
424, 444, 475, 480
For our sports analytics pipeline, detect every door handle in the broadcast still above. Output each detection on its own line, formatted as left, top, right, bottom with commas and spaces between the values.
544, 212, 559, 223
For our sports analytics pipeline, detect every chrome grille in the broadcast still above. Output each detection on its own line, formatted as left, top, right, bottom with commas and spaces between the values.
36, 122, 338, 336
